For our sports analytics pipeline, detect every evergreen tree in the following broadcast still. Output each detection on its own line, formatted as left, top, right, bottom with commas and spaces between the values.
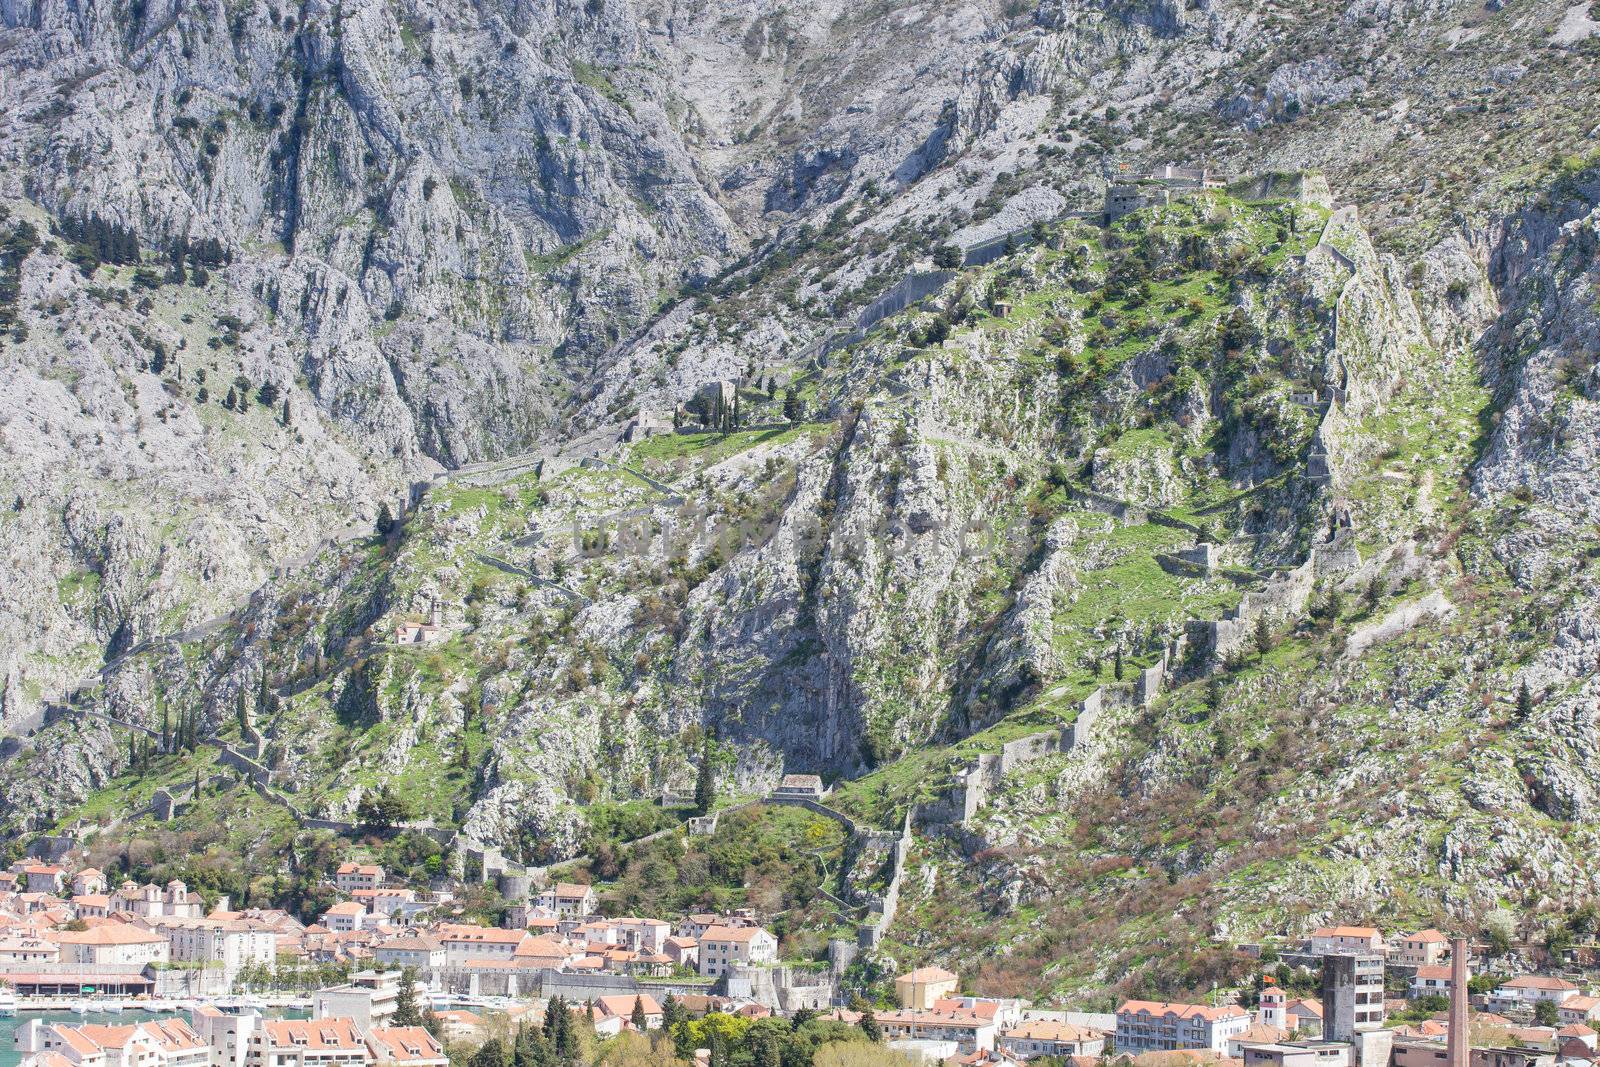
694, 730, 717, 816
224, 386, 237, 410
1113, 644, 1124, 681
782, 388, 800, 423
554, 999, 579, 1061
281, 398, 291, 426
630, 996, 647, 1032
512, 1023, 550, 1067
543, 995, 565, 1044
469, 1039, 508, 1067
394, 966, 422, 1025
859, 1009, 882, 1043
750, 1030, 780, 1067
661, 993, 684, 1030
1517, 679, 1534, 722
1253, 615, 1273, 659
376, 502, 396, 537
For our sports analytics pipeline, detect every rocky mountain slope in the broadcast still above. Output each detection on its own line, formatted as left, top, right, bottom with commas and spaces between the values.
2, 0, 1600, 1002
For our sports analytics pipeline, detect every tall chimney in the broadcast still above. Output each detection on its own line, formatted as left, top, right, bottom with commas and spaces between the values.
1447, 936, 1470, 1067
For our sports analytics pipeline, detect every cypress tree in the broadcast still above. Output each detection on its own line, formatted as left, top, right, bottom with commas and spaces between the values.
555, 999, 578, 1061
394, 966, 422, 1025
543, 995, 564, 1044
1517, 680, 1534, 722
860, 1009, 882, 1042
694, 730, 716, 816
630, 996, 647, 1032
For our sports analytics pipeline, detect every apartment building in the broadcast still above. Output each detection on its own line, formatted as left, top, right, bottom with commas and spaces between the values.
697, 926, 778, 977
364, 1028, 447, 1067
248, 1018, 369, 1067
1115, 1001, 1253, 1054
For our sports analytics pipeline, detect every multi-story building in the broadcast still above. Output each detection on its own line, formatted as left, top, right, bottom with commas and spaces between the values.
664, 937, 698, 970
1393, 930, 1450, 968
1411, 966, 1456, 1000
1488, 977, 1581, 1013
109, 881, 204, 920
14, 863, 66, 895
320, 903, 369, 933
1240, 1041, 1356, 1067
72, 895, 111, 920
0, 935, 60, 963
351, 891, 415, 920
1322, 953, 1387, 1043
876, 1006, 998, 1054
697, 926, 777, 978
335, 865, 385, 895
363, 1028, 447, 1067
1115, 1001, 1253, 1054
533, 884, 596, 919
998, 1021, 1105, 1060
71, 870, 108, 897
312, 971, 401, 1029
147, 917, 276, 989
50, 923, 171, 967
1559, 997, 1600, 1026
373, 935, 444, 971
16, 1018, 211, 1067
1310, 927, 1384, 957
438, 925, 528, 966
248, 1018, 369, 1067
613, 918, 671, 954
192, 1005, 259, 1067
895, 968, 960, 1010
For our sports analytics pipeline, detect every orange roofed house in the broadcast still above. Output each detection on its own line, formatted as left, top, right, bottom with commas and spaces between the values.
335, 864, 385, 894
50, 923, 170, 967
1309, 927, 1384, 957
1393, 930, 1449, 968
364, 1027, 447, 1067
16, 1018, 211, 1067
999, 1021, 1106, 1060
896, 967, 960, 1010
1488, 976, 1582, 1013
1116, 1001, 1252, 1054
1560, 997, 1600, 1026
534, 883, 596, 920
697, 926, 777, 978
249, 1018, 369, 1067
